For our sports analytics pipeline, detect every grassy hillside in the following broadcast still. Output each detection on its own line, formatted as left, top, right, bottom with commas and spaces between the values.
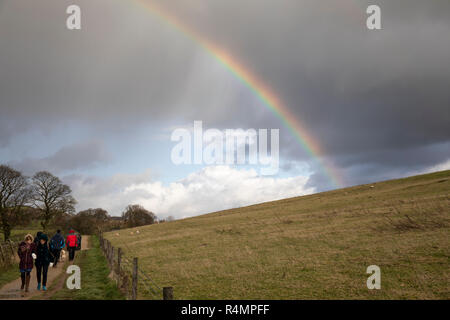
105, 170, 450, 299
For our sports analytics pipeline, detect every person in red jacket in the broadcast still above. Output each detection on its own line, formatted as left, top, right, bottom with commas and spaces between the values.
66, 229, 78, 261
17, 234, 36, 296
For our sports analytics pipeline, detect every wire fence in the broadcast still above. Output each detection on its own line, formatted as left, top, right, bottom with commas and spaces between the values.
0, 240, 18, 269
98, 233, 173, 300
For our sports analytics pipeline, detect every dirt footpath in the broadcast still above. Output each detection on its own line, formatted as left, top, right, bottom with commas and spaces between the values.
81, 236, 89, 250
0, 235, 90, 300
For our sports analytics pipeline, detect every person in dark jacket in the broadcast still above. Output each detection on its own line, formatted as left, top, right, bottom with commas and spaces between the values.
34, 231, 42, 246
17, 234, 36, 296
35, 233, 54, 291
49, 230, 65, 267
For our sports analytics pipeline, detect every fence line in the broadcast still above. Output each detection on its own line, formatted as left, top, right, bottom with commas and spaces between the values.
0, 240, 18, 268
98, 233, 173, 300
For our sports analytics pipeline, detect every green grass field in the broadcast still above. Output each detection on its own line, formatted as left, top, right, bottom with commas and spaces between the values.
0, 264, 19, 289
2, 221, 59, 243
105, 170, 450, 299
6, 229, 40, 242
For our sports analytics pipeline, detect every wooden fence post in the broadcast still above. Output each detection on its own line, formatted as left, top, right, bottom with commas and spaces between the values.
132, 257, 138, 300
9, 241, 14, 256
163, 287, 174, 300
107, 243, 110, 264
117, 248, 122, 285
0, 244, 5, 264
111, 246, 115, 267
109, 243, 113, 265
107, 241, 110, 261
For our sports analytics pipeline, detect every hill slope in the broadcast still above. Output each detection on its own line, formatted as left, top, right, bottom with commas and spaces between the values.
105, 170, 450, 299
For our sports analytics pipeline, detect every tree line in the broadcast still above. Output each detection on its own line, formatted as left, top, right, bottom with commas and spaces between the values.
0, 164, 161, 241
58, 205, 159, 235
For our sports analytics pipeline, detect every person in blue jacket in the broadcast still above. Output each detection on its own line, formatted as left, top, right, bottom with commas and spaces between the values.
49, 230, 65, 267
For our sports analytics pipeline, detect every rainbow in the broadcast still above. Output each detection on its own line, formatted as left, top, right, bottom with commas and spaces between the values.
134, 0, 344, 188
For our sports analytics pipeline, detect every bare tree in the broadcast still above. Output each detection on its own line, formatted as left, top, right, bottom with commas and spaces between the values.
31, 171, 76, 232
0, 165, 31, 241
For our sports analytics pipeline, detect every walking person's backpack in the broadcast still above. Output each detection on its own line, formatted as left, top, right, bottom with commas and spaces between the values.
67, 230, 78, 248
49, 237, 58, 250
50, 233, 65, 250
76, 234, 82, 251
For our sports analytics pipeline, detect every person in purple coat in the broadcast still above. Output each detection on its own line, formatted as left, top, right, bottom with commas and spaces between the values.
17, 234, 36, 296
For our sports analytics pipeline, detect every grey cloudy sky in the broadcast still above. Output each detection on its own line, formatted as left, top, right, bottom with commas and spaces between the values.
0, 0, 449, 217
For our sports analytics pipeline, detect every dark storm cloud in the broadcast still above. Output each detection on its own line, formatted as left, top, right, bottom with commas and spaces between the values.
306, 141, 450, 190
183, 5, 448, 137
1, 0, 449, 188
8, 140, 111, 175
0, 0, 247, 140
154, 0, 450, 187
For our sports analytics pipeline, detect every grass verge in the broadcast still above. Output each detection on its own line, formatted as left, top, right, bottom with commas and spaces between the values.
50, 236, 124, 300
0, 264, 19, 289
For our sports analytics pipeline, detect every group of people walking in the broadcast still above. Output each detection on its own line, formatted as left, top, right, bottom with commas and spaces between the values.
17, 229, 80, 296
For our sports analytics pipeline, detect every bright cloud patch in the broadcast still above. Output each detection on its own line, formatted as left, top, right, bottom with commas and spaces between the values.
417, 158, 450, 175
66, 166, 313, 219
